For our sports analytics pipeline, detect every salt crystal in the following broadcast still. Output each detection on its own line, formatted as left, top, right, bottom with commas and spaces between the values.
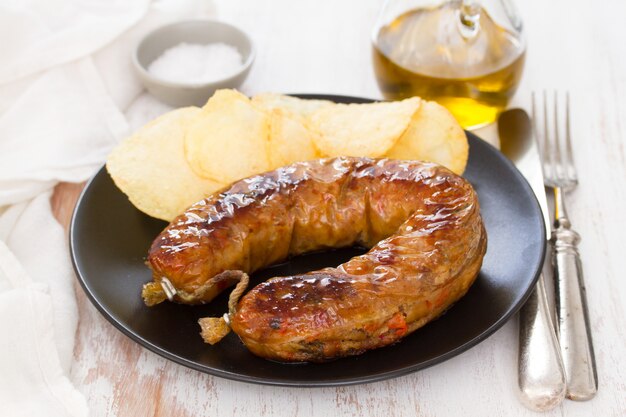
147, 42, 244, 84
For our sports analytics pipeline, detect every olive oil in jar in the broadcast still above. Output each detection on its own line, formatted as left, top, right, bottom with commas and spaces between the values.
372, 2, 525, 128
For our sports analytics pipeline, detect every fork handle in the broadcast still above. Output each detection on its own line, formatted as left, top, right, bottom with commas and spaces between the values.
553, 217, 598, 400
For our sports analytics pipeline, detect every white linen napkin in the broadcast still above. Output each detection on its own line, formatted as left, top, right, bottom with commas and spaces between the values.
0, 1, 215, 415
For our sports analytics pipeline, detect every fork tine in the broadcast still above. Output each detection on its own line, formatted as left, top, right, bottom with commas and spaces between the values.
553, 91, 565, 183
543, 90, 554, 182
564, 92, 578, 181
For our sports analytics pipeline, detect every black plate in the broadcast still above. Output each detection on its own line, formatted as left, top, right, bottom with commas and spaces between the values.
70, 94, 545, 386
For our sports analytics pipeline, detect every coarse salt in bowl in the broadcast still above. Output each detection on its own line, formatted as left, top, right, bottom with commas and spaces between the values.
133, 20, 254, 107
148, 42, 244, 84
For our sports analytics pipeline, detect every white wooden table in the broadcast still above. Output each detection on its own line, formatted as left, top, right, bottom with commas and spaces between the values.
53, 0, 626, 415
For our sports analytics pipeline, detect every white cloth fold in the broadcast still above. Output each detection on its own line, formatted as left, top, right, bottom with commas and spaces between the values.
0, 1, 215, 415
0, 0, 150, 85
0, 194, 87, 417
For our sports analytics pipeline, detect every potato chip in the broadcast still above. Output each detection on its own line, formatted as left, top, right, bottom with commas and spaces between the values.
252, 93, 334, 118
310, 97, 421, 157
185, 89, 271, 183
267, 108, 320, 168
385, 101, 468, 174
108, 89, 468, 222
106, 107, 225, 221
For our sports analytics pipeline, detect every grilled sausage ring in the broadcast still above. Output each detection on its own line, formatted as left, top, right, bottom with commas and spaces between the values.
145, 157, 486, 362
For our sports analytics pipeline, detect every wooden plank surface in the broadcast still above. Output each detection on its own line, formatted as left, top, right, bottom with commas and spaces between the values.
52, 0, 626, 415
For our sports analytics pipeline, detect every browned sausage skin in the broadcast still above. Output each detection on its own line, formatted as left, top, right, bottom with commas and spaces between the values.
145, 157, 486, 362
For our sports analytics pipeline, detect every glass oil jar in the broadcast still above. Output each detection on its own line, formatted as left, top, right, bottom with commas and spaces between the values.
372, 0, 526, 129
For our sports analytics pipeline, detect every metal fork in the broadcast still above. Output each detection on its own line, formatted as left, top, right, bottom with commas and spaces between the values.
532, 91, 598, 401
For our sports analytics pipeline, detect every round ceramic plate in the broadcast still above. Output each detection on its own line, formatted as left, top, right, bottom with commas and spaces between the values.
70, 94, 545, 387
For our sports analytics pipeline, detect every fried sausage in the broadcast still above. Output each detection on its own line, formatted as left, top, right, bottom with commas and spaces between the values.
145, 157, 486, 361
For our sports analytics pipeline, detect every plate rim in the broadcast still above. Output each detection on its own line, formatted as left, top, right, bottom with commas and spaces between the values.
70, 94, 546, 387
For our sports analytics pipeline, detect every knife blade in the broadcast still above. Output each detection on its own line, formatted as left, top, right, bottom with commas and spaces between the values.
498, 109, 567, 411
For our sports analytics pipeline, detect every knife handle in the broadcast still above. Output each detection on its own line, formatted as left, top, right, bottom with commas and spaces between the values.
518, 274, 566, 411
553, 219, 598, 400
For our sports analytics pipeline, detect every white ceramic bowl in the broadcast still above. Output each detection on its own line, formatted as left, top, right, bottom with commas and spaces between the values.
133, 20, 254, 107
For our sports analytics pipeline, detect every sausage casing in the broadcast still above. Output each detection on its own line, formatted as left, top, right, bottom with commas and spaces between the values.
146, 157, 486, 361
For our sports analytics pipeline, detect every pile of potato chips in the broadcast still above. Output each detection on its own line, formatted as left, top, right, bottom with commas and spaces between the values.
107, 89, 468, 221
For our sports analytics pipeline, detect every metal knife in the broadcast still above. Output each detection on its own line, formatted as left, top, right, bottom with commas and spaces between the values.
498, 109, 567, 411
